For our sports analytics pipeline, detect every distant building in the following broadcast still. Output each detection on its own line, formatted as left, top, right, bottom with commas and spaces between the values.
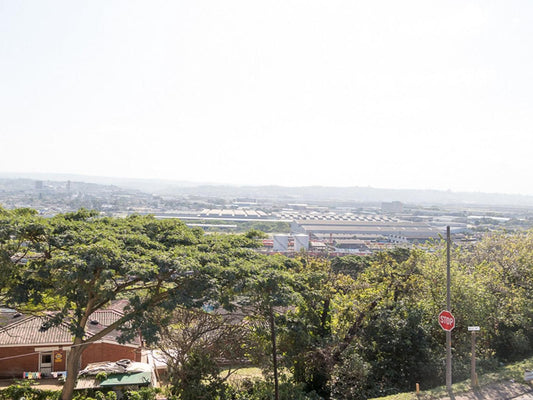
381, 201, 403, 213
292, 218, 439, 244
293, 234, 310, 251
333, 239, 370, 252
287, 203, 309, 210
273, 234, 289, 251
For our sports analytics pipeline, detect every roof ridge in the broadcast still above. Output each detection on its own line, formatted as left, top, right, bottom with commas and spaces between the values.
0, 314, 45, 330
92, 308, 124, 317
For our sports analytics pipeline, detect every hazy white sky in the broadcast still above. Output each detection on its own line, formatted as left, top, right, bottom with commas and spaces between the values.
1, 1, 532, 194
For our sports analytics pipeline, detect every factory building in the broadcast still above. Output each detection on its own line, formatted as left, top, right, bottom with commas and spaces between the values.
291, 219, 440, 244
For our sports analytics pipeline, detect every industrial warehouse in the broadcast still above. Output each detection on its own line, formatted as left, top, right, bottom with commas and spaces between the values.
164, 205, 451, 256
266, 217, 441, 255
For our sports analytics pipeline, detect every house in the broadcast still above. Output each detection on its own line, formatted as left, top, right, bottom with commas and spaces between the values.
0, 305, 142, 379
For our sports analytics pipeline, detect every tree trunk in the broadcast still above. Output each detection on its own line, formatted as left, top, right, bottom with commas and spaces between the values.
61, 340, 85, 400
320, 297, 330, 336
269, 305, 279, 400
332, 300, 378, 364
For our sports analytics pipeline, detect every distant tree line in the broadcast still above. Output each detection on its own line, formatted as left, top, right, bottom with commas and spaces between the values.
191, 219, 290, 233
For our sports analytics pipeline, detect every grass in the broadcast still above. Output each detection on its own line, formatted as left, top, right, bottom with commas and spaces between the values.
224, 367, 263, 383
221, 365, 295, 385
369, 356, 533, 400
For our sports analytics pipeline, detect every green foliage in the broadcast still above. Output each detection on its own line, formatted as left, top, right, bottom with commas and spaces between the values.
133, 387, 159, 400
2, 207, 532, 399
95, 372, 108, 382
329, 350, 370, 400
158, 306, 248, 400
280, 234, 533, 398
0, 380, 61, 400
357, 306, 440, 396
167, 349, 228, 399
330, 254, 370, 278
0, 206, 49, 305
94, 391, 106, 400
193, 220, 291, 234
247, 221, 291, 234
65, 389, 154, 400
123, 391, 142, 400
0, 208, 265, 399
276, 259, 334, 397
367, 356, 533, 400
229, 379, 322, 400
245, 229, 268, 239
459, 231, 533, 361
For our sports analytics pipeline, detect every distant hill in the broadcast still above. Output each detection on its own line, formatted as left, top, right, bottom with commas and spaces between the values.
161, 185, 533, 207
1, 172, 532, 207
0, 172, 199, 193
0, 177, 133, 195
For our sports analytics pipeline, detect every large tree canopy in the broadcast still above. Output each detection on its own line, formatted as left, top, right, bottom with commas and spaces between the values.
0, 207, 48, 305
1, 209, 261, 400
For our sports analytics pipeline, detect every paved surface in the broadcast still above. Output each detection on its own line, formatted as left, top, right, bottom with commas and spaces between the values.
438, 381, 533, 400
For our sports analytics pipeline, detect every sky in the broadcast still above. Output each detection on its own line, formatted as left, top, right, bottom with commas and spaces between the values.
1, 1, 532, 195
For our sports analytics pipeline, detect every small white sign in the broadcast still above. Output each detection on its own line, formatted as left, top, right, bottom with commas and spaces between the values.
468, 326, 480, 331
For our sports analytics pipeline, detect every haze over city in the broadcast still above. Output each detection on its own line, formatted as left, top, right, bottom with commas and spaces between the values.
1, 1, 532, 195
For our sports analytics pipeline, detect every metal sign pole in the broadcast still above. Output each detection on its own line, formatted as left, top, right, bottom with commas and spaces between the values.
471, 330, 476, 386
446, 226, 452, 392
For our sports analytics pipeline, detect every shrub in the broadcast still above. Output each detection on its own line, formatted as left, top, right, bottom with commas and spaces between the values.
95, 372, 108, 382
228, 379, 322, 400
0, 380, 61, 400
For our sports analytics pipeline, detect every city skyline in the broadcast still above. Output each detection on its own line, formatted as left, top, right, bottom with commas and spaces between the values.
1, 1, 532, 196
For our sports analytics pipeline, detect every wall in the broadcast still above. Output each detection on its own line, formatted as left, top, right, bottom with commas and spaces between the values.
81, 342, 141, 368
0, 347, 39, 378
0, 343, 141, 378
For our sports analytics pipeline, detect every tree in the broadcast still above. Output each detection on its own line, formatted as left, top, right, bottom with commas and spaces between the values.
5, 210, 259, 400
156, 307, 249, 399
244, 257, 299, 400
457, 231, 533, 361
0, 207, 49, 304
278, 258, 335, 398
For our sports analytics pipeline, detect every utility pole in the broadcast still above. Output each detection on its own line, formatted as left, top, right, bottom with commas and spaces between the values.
446, 226, 452, 393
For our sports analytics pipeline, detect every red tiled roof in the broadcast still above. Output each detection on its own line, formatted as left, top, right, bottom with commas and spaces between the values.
0, 315, 72, 346
0, 307, 140, 347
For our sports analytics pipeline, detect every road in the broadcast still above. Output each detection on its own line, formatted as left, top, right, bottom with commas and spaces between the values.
438, 381, 533, 400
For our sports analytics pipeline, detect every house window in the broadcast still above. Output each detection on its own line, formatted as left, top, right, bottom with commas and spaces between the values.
41, 354, 52, 364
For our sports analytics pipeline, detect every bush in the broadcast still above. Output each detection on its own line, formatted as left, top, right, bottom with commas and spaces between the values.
329, 352, 370, 400
105, 391, 118, 400
124, 391, 142, 400
0, 380, 61, 400
95, 372, 108, 382
124, 388, 159, 400
229, 379, 322, 400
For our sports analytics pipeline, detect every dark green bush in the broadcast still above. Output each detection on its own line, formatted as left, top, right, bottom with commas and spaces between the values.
229, 379, 322, 400
0, 380, 61, 400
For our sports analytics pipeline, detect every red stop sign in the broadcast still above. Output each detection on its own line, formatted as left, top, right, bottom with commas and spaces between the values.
438, 310, 455, 331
